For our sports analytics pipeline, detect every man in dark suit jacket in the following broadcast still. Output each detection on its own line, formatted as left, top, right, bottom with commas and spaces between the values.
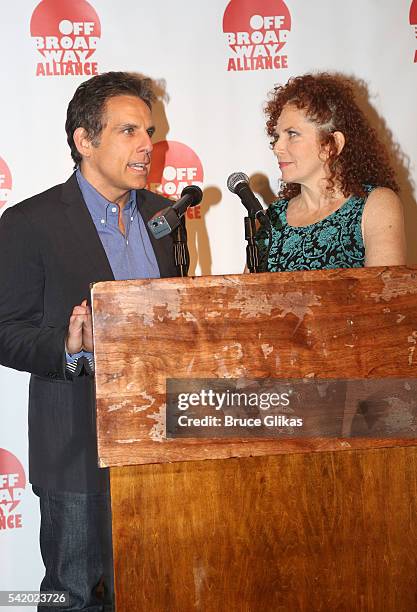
0, 72, 182, 611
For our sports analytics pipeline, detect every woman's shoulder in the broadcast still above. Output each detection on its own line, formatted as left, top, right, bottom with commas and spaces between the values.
269, 196, 289, 208
267, 197, 289, 215
343, 186, 401, 218
266, 197, 289, 227
363, 186, 402, 212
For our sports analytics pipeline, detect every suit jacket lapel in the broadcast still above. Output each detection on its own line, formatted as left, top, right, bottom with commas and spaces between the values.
60, 173, 114, 282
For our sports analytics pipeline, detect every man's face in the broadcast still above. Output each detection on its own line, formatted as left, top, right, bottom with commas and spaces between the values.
80, 94, 155, 204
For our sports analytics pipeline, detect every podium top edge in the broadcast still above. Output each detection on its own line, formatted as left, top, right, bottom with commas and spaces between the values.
90, 265, 417, 295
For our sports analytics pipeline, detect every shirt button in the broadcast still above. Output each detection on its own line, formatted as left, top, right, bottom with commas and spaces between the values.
131, 217, 134, 221
111, 207, 117, 213
100, 219, 105, 224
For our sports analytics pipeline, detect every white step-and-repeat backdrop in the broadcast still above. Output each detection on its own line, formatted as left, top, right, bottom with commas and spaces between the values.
1, 1, 416, 607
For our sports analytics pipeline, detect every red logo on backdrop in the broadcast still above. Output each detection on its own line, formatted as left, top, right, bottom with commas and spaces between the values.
0, 156, 12, 210
147, 141, 204, 220
223, 0, 291, 72
0, 449, 26, 531
30, 0, 101, 77
410, 0, 417, 62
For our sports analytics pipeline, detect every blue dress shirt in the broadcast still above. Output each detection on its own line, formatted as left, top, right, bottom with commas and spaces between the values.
76, 169, 160, 280
66, 170, 161, 370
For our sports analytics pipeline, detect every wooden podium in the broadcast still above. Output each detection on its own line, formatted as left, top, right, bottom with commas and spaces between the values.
91, 267, 417, 612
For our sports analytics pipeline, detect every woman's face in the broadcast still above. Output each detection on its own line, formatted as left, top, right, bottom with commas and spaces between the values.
273, 104, 328, 188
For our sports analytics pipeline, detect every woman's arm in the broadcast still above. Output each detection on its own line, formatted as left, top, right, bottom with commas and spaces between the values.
362, 187, 407, 267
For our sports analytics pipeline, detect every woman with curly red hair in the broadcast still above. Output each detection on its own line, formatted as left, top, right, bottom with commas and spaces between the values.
255, 73, 406, 271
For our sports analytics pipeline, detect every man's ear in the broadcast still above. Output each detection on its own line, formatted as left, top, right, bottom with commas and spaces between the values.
332, 130, 345, 155
73, 127, 93, 160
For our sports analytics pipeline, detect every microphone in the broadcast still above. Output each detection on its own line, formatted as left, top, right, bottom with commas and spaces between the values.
227, 172, 267, 221
148, 185, 203, 239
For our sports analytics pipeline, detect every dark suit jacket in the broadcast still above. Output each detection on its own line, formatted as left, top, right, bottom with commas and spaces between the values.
0, 173, 180, 492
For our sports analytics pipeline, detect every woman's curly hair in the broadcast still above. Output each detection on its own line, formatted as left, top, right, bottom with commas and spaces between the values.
265, 72, 399, 200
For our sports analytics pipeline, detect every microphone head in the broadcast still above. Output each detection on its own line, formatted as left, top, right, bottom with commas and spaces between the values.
227, 172, 249, 194
180, 184, 203, 206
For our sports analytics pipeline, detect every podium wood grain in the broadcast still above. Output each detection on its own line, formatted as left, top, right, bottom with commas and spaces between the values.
111, 447, 417, 611
91, 266, 417, 611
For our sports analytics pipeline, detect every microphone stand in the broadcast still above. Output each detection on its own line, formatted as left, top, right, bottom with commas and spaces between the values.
245, 215, 260, 273
173, 220, 189, 277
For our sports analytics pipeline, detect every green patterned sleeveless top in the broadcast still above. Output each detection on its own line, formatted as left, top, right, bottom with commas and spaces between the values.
255, 187, 375, 272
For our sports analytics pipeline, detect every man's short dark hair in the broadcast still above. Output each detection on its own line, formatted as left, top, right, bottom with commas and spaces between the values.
65, 71, 155, 166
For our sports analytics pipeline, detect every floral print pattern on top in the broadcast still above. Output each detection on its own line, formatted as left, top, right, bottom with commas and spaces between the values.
255, 187, 375, 272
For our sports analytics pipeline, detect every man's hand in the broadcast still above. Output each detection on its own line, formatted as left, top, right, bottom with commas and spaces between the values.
66, 299, 94, 354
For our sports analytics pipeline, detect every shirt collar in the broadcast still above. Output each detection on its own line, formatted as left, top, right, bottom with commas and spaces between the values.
76, 168, 136, 221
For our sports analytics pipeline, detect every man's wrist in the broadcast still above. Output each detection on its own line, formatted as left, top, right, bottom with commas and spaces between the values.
65, 341, 82, 356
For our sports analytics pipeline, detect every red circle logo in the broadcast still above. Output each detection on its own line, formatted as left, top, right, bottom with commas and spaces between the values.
30, 0, 101, 76
147, 140, 204, 201
223, 0, 291, 60
0, 448, 26, 518
0, 156, 12, 210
